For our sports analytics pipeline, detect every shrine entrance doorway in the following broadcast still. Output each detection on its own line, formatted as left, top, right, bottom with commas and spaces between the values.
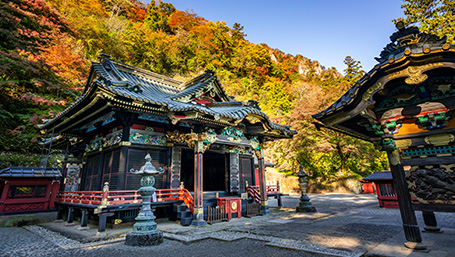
180, 149, 227, 192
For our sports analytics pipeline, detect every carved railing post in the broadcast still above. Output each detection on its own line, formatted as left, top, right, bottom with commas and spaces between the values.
95, 182, 109, 213
101, 182, 109, 206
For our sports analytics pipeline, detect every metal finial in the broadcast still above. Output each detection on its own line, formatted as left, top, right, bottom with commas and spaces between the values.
396, 21, 405, 30
130, 153, 164, 174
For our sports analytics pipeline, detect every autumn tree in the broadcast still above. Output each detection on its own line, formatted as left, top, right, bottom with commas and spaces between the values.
397, 0, 455, 43
169, 10, 202, 31
0, 0, 87, 153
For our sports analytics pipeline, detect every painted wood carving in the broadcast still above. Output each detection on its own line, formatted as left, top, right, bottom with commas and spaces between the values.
407, 165, 455, 204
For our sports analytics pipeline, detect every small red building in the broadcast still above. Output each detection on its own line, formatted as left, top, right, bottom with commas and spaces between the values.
362, 171, 397, 208
0, 167, 61, 214
362, 171, 418, 208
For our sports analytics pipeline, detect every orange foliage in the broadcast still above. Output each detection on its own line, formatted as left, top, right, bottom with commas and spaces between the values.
38, 34, 89, 91
127, 5, 147, 22
169, 10, 202, 31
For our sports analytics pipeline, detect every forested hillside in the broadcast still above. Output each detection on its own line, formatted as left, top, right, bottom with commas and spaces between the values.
0, 0, 389, 184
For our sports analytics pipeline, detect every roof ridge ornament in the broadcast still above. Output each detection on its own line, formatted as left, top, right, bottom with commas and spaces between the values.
178, 69, 214, 90
98, 76, 143, 93
99, 53, 111, 63
375, 21, 447, 63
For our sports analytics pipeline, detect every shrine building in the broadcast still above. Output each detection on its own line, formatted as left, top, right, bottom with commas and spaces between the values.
38, 54, 295, 228
313, 23, 455, 248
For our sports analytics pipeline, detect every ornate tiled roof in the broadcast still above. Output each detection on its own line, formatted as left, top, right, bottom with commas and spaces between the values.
39, 54, 296, 138
362, 171, 392, 182
313, 24, 454, 123
0, 167, 61, 178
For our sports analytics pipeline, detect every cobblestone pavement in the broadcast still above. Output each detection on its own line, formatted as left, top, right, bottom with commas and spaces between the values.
1, 193, 454, 257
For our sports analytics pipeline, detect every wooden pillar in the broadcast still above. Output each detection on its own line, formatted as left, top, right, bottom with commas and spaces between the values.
191, 140, 207, 226
79, 161, 87, 191
80, 209, 89, 227
256, 149, 270, 215
116, 111, 134, 190
56, 206, 64, 221
97, 212, 114, 233
229, 153, 240, 193
387, 150, 425, 249
49, 180, 60, 209
67, 207, 75, 224
422, 211, 440, 232
118, 145, 129, 190
170, 147, 182, 189
277, 181, 282, 207
0, 180, 9, 213
44, 180, 52, 210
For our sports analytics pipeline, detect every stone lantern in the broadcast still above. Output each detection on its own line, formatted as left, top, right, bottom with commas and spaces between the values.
125, 153, 165, 246
296, 165, 316, 213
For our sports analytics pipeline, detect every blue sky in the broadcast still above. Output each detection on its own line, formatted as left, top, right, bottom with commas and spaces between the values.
151, 0, 405, 74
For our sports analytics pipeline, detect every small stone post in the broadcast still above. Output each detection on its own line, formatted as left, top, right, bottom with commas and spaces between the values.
296, 165, 316, 213
125, 153, 165, 246
422, 211, 441, 233
276, 181, 282, 207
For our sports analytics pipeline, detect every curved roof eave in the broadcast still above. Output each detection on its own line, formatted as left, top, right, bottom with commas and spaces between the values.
37, 80, 102, 130
313, 26, 455, 127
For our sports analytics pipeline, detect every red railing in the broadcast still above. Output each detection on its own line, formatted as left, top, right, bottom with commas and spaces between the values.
58, 190, 104, 205
246, 185, 281, 203
58, 187, 194, 213
266, 185, 280, 194
179, 188, 194, 213
246, 186, 261, 203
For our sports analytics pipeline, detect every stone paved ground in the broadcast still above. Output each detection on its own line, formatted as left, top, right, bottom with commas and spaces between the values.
1, 193, 454, 257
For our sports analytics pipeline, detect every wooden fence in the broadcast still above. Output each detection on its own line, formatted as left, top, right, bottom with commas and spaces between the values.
246, 202, 261, 217
206, 205, 228, 224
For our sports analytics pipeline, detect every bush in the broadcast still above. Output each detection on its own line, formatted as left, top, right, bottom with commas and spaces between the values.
0, 215, 44, 227
0, 151, 63, 170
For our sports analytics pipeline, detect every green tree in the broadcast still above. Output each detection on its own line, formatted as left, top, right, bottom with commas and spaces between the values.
232, 22, 247, 42
343, 56, 365, 86
397, 0, 455, 43
144, 0, 176, 33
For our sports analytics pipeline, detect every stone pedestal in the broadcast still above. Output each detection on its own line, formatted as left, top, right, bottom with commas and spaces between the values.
422, 211, 441, 233
190, 218, 208, 226
125, 230, 163, 246
296, 194, 317, 213
260, 202, 271, 215
124, 154, 164, 246
296, 165, 316, 213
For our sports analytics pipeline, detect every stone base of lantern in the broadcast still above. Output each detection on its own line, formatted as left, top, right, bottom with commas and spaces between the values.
125, 230, 163, 246
296, 200, 317, 213
296, 206, 317, 213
